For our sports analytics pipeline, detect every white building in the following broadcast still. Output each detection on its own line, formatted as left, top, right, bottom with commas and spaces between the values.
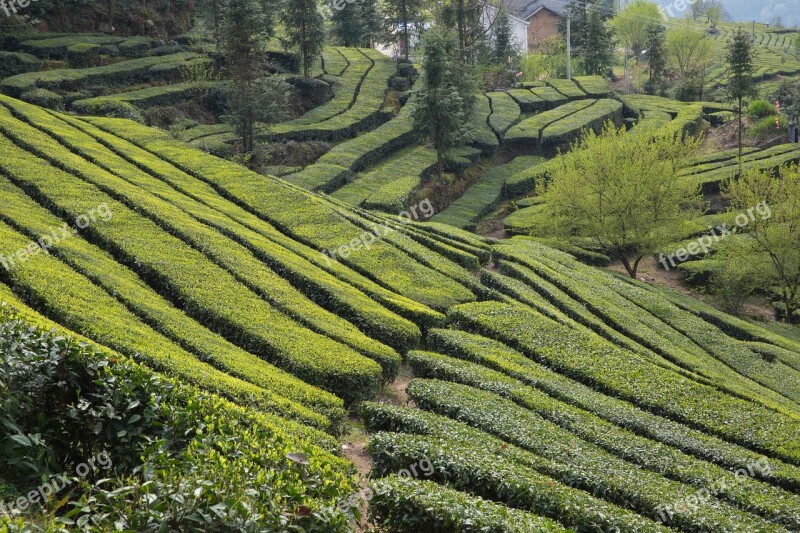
483, 3, 530, 55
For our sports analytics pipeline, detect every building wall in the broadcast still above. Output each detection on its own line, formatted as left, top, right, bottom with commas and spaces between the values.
527, 9, 560, 51
483, 5, 529, 55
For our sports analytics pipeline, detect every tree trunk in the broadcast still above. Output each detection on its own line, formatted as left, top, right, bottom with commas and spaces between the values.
738, 99, 744, 173
620, 255, 643, 279
402, 0, 410, 61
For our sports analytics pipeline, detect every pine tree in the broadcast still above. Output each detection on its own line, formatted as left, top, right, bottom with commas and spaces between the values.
558, 0, 614, 75
384, 0, 424, 61
581, 11, 615, 76
280, 0, 325, 78
412, 28, 477, 180
331, 0, 384, 48
358, 0, 384, 48
644, 23, 667, 96
220, 0, 287, 154
331, 1, 363, 47
726, 28, 757, 162
440, 0, 488, 64
493, 8, 517, 66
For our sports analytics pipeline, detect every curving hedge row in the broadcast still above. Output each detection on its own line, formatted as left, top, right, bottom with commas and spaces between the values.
0, 174, 346, 423
504, 99, 595, 149
0, 52, 205, 97
72, 80, 224, 115
82, 116, 447, 328
283, 47, 369, 127
447, 301, 800, 464
502, 158, 553, 198
369, 431, 669, 532
332, 145, 437, 207
426, 327, 800, 493
649, 281, 800, 356
433, 156, 545, 230
1, 101, 403, 379
493, 238, 800, 414
58, 113, 424, 351
657, 104, 703, 140
362, 175, 423, 213
0, 51, 41, 79
539, 99, 623, 148
487, 91, 521, 136
76, 114, 475, 312
544, 78, 586, 99
506, 88, 546, 113
264, 48, 395, 142
406, 375, 785, 531
408, 349, 800, 528
0, 213, 331, 430
19, 35, 155, 59
288, 92, 418, 192
0, 116, 384, 404
370, 476, 567, 532
572, 75, 609, 97
680, 144, 800, 192
469, 94, 500, 154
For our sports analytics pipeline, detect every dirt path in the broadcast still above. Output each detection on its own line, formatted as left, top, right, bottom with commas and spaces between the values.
339, 362, 417, 531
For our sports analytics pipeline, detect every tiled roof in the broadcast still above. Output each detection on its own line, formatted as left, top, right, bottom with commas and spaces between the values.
500, 0, 566, 19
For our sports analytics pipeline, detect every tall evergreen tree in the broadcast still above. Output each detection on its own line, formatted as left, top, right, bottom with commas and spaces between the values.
358, 0, 384, 48
726, 28, 757, 162
331, 2, 363, 47
440, 0, 488, 64
220, 0, 288, 155
493, 8, 517, 66
197, 0, 223, 48
280, 0, 325, 78
412, 28, 477, 180
581, 11, 615, 75
331, 0, 383, 48
644, 23, 667, 95
384, 0, 424, 61
559, 0, 615, 75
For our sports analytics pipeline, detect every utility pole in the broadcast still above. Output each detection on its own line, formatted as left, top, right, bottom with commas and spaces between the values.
567, 14, 572, 80
752, 21, 755, 41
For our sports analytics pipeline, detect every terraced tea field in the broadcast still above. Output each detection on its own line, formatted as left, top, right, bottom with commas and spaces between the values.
2, 31, 800, 532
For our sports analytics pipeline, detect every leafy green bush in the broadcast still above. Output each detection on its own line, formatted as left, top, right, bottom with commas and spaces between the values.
65, 43, 99, 68
487, 92, 521, 136
19, 88, 63, 110
362, 175, 422, 213
749, 99, 777, 118
0, 307, 358, 531
750, 115, 788, 138
448, 300, 800, 463
70, 98, 144, 122
370, 476, 567, 532
0, 51, 41, 79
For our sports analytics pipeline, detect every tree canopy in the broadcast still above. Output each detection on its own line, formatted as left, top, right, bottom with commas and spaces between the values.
537, 124, 704, 278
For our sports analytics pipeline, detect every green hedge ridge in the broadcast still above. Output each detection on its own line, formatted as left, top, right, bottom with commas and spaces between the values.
370, 476, 567, 532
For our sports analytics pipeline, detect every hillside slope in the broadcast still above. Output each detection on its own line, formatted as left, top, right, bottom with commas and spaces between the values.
1, 94, 800, 531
